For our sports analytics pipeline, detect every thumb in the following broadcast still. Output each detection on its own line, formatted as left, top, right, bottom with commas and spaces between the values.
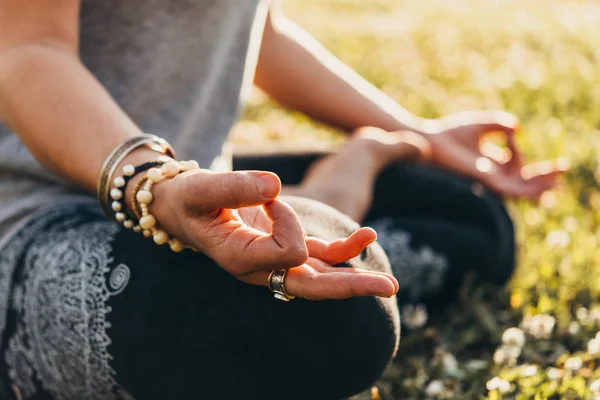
476, 110, 519, 134
181, 170, 281, 213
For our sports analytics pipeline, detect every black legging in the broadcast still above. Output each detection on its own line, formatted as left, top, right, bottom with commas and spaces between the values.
0, 153, 514, 400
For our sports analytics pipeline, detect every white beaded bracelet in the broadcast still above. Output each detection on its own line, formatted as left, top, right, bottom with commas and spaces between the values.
109, 158, 170, 229
134, 159, 200, 253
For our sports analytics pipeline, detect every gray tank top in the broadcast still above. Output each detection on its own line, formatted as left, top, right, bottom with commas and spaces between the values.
0, 0, 266, 249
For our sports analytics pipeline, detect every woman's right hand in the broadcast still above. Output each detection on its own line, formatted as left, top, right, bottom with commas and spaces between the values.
147, 168, 398, 300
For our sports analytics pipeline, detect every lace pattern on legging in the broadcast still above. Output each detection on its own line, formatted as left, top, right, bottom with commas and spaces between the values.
0, 207, 134, 400
370, 218, 448, 302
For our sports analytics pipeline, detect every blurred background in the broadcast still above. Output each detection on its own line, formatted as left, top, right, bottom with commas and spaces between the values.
232, 0, 600, 398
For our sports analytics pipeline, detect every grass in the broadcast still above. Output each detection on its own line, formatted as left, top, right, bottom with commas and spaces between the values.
231, 0, 600, 398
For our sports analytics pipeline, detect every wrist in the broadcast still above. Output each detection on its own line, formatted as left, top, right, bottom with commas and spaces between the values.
117, 147, 169, 215
389, 115, 441, 136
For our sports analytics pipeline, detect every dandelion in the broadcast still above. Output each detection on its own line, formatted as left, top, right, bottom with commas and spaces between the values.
401, 304, 428, 329
546, 230, 570, 248
540, 191, 556, 209
590, 306, 600, 325
521, 314, 556, 339
425, 380, 444, 398
486, 377, 510, 394
563, 216, 578, 232
588, 338, 600, 355
591, 379, 600, 394
564, 356, 582, 372
568, 321, 580, 335
521, 364, 538, 377
442, 353, 458, 371
502, 327, 526, 348
546, 367, 563, 380
493, 345, 521, 365
576, 307, 589, 322
493, 348, 508, 364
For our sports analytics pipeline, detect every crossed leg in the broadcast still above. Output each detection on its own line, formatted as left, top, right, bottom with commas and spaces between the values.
234, 133, 516, 305
0, 202, 399, 400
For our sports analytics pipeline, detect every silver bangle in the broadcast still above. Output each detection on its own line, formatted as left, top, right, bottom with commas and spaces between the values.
97, 134, 176, 218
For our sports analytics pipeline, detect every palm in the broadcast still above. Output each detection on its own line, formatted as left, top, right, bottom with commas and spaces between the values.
430, 111, 568, 199
198, 201, 397, 300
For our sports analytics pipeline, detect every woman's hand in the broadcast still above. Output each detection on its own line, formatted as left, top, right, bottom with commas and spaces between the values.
147, 169, 398, 299
426, 110, 569, 199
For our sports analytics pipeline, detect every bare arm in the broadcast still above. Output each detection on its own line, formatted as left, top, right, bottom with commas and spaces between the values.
0, 1, 399, 300
0, 1, 153, 193
254, 4, 426, 135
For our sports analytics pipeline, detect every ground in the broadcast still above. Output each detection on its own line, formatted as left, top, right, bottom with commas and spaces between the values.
231, 1, 600, 398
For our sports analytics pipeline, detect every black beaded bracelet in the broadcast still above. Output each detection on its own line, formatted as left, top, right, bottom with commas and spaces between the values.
109, 159, 170, 227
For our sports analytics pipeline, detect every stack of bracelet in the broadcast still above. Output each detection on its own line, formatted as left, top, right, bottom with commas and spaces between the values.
109, 157, 200, 252
97, 134, 176, 219
110, 159, 167, 229
99, 135, 200, 253
136, 159, 200, 252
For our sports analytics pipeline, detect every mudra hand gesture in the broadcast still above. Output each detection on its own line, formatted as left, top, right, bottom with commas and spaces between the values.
428, 110, 569, 199
148, 169, 399, 300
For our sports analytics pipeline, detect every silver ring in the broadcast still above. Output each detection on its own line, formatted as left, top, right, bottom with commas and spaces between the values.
268, 269, 295, 302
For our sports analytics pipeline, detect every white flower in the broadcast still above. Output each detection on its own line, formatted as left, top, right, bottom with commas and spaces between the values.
591, 379, 600, 394
576, 307, 589, 322
521, 314, 556, 339
442, 353, 458, 371
546, 230, 570, 248
493, 345, 521, 365
563, 216, 578, 232
590, 307, 600, 324
588, 338, 600, 355
521, 364, 538, 377
493, 347, 508, 364
546, 367, 563, 380
568, 321, 580, 335
502, 327, 526, 348
425, 380, 444, 398
401, 304, 428, 329
564, 356, 583, 372
486, 377, 510, 393
505, 344, 522, 359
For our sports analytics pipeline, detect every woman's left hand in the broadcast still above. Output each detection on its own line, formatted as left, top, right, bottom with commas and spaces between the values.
425, 110, 569, 200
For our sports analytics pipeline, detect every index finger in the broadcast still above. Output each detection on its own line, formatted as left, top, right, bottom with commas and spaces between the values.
229, 199, 309, 273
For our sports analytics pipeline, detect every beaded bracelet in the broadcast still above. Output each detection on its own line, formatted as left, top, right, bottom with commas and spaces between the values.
98, 134, 176, 219
130, 176, 149, 221
134, 159, 200, 252
109, 159, 170, 228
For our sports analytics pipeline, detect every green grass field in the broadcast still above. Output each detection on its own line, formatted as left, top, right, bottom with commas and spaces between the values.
233, 1, 600, 398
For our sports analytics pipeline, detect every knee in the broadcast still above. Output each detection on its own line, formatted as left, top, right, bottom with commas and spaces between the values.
108, 229, 400, 399
275, 295, 400, 399
111, 284, 399, 400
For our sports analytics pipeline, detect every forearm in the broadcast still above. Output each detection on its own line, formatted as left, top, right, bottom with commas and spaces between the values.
0, 44, 149, 193
255, 11, 427, 134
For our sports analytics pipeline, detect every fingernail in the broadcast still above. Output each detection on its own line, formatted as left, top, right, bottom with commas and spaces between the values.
258, 174, 280, 198
363, 226, 378, 239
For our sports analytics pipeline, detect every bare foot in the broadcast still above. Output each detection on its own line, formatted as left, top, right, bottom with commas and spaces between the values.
284, 127, 430, 222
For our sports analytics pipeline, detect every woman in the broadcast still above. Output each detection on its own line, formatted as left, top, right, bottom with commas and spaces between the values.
0, 1, 566, 399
